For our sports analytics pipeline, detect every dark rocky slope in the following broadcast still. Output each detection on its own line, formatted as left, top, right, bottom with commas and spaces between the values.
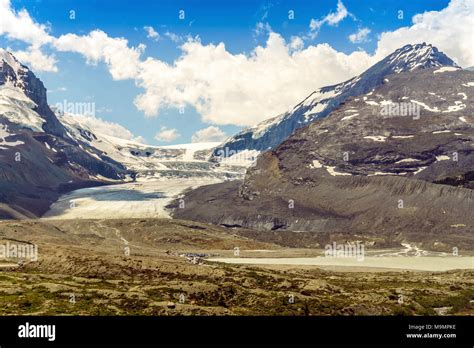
171, 67, 474, 248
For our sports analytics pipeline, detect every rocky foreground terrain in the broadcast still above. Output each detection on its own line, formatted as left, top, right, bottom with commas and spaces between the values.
0, 219, 472, 316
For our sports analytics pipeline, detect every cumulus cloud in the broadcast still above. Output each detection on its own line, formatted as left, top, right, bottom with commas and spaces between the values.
67, 113, 144, 142
154, 127, 180, 142
289, 36, 304, 50
308, 0, 350, 39
320, 0, 350, 25
164, 31, 183, 43
0, 0, 57, 71
254, 22, 272, 37
0, 0, 53, 46
349, 28, 371, 43
132, 135, 146, 143
144, 26, 160, 41
54, 30, 145, 80
374, 0, 474, 67
191, 126, 227, 143
10, 45, 58, 72
133, 34, 373, 126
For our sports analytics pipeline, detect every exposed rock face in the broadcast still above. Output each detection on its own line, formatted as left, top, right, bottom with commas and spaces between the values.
0, 49, 66, 137
212, 43, 458, 158
172, 67, 474, 247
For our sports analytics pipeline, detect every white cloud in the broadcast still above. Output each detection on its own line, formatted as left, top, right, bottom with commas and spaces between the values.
0, 0, 53, 46
191, 126, 227, 143
324, 0, 350, 25
54, 30, 145, 80
349, 28, 371, 43
259, 2, 274, 21
374, 0, 474, 67
164, 31, 182, 43
10, 45, 58, 72
67, 113, 143, 142
144, 26, 160, 41
254, 22, 272, 37
289, 36, 304, 50
0, 0, 57, 72
133, 34, 373, 126
308, 0, 350, 39
132, 135, 146, 143
0, 6, 148, 78
154, 127, 180, 142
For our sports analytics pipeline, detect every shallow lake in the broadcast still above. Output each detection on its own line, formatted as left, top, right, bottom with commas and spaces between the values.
208, 256, 474, 272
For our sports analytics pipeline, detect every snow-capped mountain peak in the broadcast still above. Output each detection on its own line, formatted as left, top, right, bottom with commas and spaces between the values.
0, 49, 47, 131
384, 43, 457, 73
212, 43, 459, 159
0, 48, 24, 72
0, 48, 30, 89
0, 48, 68, 140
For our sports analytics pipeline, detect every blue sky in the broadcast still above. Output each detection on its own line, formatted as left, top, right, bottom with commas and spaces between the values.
1, 0, 468, 145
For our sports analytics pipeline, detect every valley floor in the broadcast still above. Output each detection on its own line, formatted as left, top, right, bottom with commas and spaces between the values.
0, 218, 472, 316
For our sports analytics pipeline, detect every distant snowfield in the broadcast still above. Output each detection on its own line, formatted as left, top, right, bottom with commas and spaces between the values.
156, 142, 221, 162
43, 177, 222, 220
433, 66, 460, 74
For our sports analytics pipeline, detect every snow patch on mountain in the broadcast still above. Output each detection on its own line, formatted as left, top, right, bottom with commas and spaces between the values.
0, 82, 43, 131
0, 48, 26, 79
434, 67, 460, 74
410, 100, 440, 113
341, 113, 358, 121
364, 136, 387, 142
443, 101, 466, 113
251, 113, 286, 140
392, 135, 414, 139
0, 124, 24, 148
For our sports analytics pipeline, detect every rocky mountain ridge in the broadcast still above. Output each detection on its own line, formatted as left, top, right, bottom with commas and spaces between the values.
212, 43, 459, 159
171, 64, 474, 248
